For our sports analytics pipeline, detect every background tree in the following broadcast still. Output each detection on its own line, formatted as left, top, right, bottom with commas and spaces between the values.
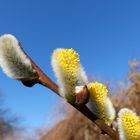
0, 93, 21, 140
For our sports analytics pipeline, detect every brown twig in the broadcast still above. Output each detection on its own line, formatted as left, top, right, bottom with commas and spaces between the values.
74, 105, 119, 140
30, 60, 58, 94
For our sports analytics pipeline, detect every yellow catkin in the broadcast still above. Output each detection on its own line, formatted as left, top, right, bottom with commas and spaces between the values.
52, 48, 87, 103
88, 82, 108, 100
118, 109, 140, 140
56, 49, 80, 95
88, 82, 115, 125
57, 49, 80, 74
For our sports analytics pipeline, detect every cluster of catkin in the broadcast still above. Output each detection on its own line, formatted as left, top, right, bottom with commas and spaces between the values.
0, 34, 140, 140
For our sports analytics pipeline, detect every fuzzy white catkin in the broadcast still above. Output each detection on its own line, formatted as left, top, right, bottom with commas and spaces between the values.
88, 82, 116, 126
51, 48, 88, 98
0, 34, 38, 80
117, 108, 140, 140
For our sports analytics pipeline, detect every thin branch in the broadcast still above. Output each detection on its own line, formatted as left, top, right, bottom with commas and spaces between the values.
74, 105, 119, 140
30, 60, 58, 94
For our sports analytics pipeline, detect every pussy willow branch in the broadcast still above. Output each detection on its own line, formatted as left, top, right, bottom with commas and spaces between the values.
21, 44, 119, 139
27, 60, 119, 140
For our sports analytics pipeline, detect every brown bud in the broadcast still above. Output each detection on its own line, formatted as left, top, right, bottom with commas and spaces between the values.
75, 85, 89, 106
21, 78, 39, 87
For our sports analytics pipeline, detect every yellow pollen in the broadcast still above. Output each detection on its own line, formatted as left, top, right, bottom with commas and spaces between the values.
88, 82, 112, 125
121, 112, 140, 140
88, 82, 108, 100
57, 49, 80, 76
56, 49, 81, 96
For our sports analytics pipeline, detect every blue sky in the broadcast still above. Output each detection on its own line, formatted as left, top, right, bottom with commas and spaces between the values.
0, 0, 140, 129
